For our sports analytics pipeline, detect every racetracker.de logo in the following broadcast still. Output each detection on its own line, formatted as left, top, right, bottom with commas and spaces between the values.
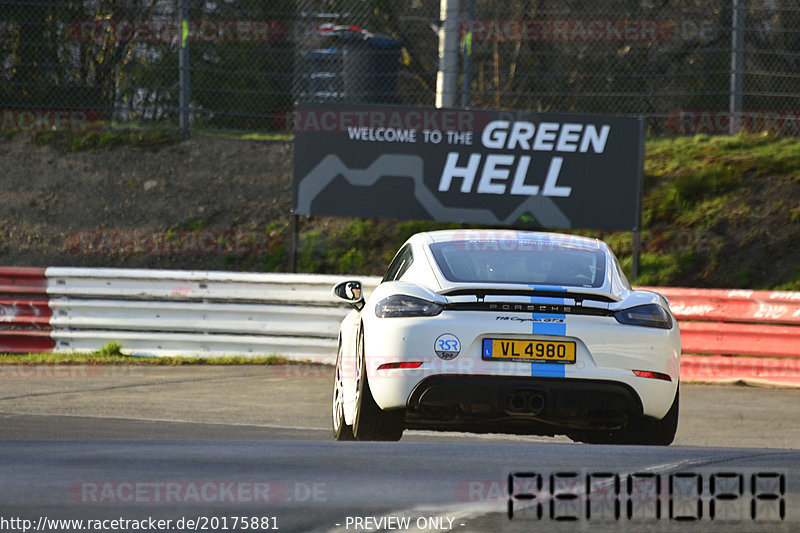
1, 110, 103, 133
68, 19, 285, 44
70, 481, 327, 504
0, 364, 137, 379
460, 18, 675, 42
289, 108, 484, 134
67, 230, 283, 256
667, 110, 800, 135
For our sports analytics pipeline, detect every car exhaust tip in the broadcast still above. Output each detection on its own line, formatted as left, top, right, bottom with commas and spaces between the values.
508, 393, 527, 412
527, 393, 545, 414
508, 392, 546, 414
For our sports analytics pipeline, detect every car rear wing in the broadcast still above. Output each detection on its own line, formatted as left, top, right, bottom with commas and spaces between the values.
439, 287, 619, 304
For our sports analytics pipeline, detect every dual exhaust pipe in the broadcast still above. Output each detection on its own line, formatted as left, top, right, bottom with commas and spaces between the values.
507, 392, 545, 415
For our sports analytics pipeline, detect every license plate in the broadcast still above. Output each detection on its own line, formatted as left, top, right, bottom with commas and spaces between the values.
482, 338, 576, 363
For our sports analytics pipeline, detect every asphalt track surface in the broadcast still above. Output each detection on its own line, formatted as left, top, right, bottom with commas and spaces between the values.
1, 365, 799, 532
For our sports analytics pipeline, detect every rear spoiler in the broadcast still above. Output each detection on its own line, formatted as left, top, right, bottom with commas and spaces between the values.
440, 287, 619, 304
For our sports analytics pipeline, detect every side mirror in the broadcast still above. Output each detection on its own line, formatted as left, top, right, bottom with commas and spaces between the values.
332, 280, 365, 310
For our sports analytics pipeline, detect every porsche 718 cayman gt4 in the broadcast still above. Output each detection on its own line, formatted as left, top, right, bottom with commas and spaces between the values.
331, 230, 680, 445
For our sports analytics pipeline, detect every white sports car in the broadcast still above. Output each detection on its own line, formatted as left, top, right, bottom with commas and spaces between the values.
331, 230, 680, 445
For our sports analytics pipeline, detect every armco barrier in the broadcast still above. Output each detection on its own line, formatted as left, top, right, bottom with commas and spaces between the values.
1, 268, 798, 386
0, 267, 53, 353
0, 298, 52, 326
652, 287, 800, 325
681, 354, 800, 388
643, 286, 800, 387
0, 267, 48, 295
0, 266, 381, 362
44, 268, 382, 360
0, 330, 56, 353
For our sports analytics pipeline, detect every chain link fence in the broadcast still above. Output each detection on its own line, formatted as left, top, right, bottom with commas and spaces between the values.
2, 1, 799, 136
465, 0, 800, 135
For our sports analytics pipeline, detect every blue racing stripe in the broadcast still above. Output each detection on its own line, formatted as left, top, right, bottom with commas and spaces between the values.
528, 285, 567, 336
529, 283, 567, 377
531, 361, 566, 378
528, 285, 565, 305
531, 285, 567, 292
527, 296, 565, 305
531, 313, 567, 336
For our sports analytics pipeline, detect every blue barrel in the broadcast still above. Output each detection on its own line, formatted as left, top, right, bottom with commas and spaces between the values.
306, 46, 343, 102
341, 32, 401, 104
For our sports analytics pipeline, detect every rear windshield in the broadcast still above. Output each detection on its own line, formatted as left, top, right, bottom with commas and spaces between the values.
430, 240, 606, 288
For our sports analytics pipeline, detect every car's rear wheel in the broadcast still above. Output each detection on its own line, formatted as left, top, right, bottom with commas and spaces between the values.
569, 387, 679, 446
352, 328, 404, 442
626, 387, 679, 446
332, 343, 355, 441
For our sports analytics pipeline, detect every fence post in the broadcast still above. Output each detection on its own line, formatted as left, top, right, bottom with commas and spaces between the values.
436, 0, 460, 108
179, 0, 190, 137
631, 230, 641, 281
290, 214, 300, 273
729, 0, 745, 135
460, 0, 475, 108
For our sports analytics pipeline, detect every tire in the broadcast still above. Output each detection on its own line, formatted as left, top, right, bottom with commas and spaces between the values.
332, 343, 355, 441
352, 327, 405, 442
627, 387, 680, 446
569, 387, 679, 446
568, 428, 621, 445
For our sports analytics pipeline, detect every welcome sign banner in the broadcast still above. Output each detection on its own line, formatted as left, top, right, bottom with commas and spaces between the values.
292, 104, 644, 231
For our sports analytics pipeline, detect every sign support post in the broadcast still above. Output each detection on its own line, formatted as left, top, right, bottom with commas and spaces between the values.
290, 214, 299, 273
178, 0, 190, 137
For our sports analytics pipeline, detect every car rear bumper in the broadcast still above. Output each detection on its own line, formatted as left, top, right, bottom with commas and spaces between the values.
404, 374, 646, 433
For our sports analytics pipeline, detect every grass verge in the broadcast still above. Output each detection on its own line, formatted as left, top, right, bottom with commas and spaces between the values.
0, 343, 306, 365
33, 128, 180, 151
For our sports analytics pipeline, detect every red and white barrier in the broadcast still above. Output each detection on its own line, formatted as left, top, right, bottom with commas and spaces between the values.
642, 286, 800, 387
0, 267, 48, 295
0, 267, 55, 352
681, 354, 800, 388
0, 267, 382, 362
1, 268, 799, 387
651, 287, 800, 325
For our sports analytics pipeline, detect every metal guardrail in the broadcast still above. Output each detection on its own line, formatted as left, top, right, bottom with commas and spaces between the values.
0, 267, 381, 362
45, 268, 379, 305
642, 286, 800, 387
643, 287, 800, 357
2, 268, 800, 386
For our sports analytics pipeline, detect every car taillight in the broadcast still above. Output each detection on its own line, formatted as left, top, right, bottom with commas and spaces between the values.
614, 304, 673, 329
375, 295, 444, 318
377, 362, 424, 370
633, 370, 672, 381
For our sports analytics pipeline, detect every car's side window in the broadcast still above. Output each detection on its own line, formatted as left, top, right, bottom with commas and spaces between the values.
612, 254, 631, 290
382, 245, 414, 282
